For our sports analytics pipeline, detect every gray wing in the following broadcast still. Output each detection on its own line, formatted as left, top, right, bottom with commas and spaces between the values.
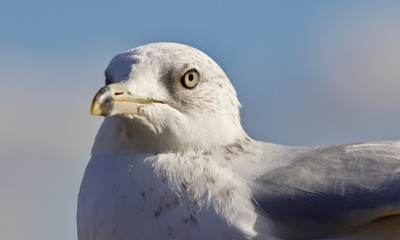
252, 141, 400, 239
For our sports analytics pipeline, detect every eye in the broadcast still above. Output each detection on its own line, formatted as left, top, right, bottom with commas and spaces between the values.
181, 69, 199, 89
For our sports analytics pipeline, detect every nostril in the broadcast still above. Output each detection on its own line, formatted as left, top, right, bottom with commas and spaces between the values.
115, 92, 125, 96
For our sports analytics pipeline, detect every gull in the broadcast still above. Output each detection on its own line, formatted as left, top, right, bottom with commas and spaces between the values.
77, 42, 400, 240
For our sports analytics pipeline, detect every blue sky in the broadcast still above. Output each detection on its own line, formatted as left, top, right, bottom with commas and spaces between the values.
1, 1, 400, 239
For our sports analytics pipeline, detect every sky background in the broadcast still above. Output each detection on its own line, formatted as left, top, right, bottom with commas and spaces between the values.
1, 1, 400, 239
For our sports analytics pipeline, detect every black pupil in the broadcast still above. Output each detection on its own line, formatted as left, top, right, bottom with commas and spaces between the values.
188, 74, 194, 81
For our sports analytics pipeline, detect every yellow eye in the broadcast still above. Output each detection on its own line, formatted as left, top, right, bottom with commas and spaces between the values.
181, 69, 199, 89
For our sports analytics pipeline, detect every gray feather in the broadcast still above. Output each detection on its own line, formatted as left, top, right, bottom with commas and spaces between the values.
252, 141, 400, 238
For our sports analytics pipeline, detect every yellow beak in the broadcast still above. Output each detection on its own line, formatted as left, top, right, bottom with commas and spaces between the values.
90, 82, 161, 116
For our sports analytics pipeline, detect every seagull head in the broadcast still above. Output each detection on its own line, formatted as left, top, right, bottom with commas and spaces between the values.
91, 43, 246, 153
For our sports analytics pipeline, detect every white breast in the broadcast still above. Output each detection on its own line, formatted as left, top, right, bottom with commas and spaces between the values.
77, 152, 268, 240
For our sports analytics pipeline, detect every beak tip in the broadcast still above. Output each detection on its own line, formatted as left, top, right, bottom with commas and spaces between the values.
90, 102, 103, 116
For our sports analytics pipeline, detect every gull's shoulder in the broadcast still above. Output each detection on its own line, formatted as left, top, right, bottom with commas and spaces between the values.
250, 140, 400, 197
249, 140, 400, 239
251, 140, 400, 172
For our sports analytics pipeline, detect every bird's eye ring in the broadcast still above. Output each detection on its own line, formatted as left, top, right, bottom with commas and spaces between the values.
181, 69, 199, 89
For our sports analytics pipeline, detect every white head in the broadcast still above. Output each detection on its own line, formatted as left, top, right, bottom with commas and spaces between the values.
91, 43, 246, 154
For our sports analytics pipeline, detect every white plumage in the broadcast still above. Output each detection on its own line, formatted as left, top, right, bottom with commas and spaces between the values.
78, 42, 400, 239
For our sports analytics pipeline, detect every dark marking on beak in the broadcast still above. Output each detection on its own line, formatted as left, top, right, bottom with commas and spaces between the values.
99, 96, 114, 116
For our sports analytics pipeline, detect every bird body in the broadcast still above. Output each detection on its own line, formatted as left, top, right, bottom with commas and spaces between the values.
78, 138, 268, 239
78, 43, 400, 239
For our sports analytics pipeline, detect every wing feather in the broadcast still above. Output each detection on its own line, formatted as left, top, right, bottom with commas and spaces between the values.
253, 141, 400, 238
